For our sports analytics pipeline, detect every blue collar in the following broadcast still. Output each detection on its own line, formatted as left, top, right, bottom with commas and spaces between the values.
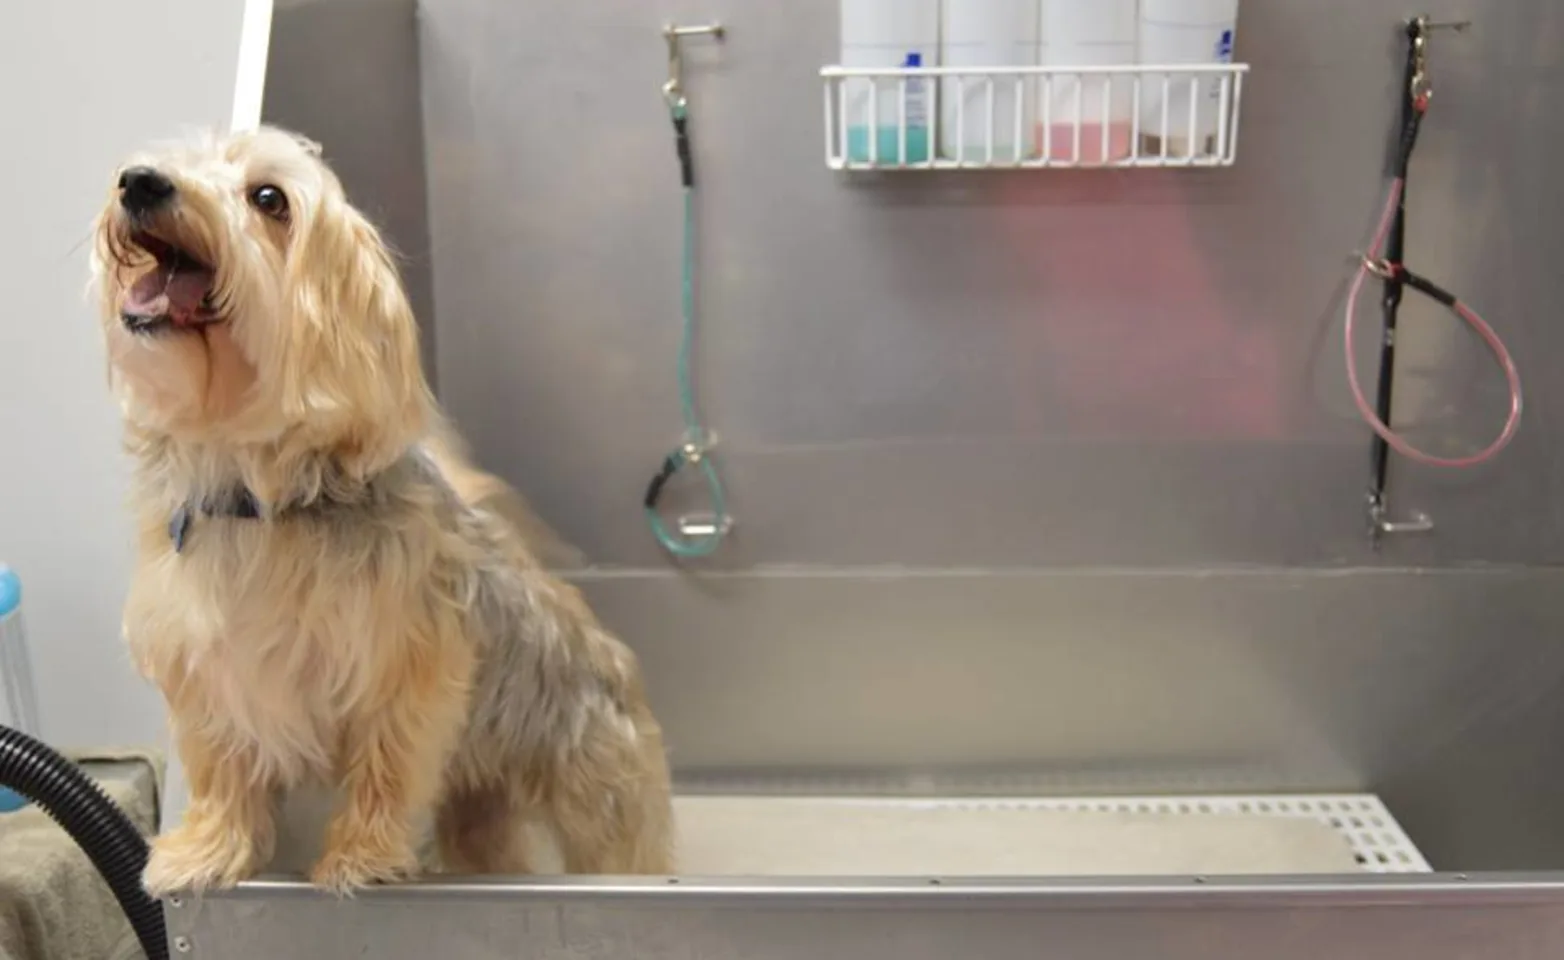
168, 488, 262, 553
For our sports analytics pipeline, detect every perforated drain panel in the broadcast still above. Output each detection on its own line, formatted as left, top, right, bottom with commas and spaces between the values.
786, 793, 1432, 874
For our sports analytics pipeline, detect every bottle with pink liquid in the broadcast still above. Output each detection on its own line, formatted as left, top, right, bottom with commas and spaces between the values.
1036, 0, 1138, 164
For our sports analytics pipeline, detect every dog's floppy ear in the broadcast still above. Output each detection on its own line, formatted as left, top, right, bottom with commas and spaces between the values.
277, 194, 429, 477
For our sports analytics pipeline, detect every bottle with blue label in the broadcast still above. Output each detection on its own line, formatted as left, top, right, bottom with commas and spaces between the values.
1136, 0, 1241, 156
943, 0, 1039, 162
841, 0, 940, 164
0, 565, 39, 812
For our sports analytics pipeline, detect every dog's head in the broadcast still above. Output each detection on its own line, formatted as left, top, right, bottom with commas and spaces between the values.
91, 126, 428, 472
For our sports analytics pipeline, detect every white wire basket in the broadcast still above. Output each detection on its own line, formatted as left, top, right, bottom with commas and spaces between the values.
821, 63, 1249, 171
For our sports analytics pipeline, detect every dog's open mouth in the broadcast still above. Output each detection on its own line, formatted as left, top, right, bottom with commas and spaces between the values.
121, 232, 219, 334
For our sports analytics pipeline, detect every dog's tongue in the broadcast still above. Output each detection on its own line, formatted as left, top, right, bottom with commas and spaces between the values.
124, 264, 213, 325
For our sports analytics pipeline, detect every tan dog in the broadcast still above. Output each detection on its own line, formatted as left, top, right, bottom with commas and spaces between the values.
89, 126, 674, 895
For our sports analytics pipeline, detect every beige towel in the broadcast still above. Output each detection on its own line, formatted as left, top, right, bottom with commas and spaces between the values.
0, 749, 164, 960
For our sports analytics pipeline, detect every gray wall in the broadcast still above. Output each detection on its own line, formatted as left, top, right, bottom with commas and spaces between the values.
0, 0, 260, 756
289, 0, 1564, 870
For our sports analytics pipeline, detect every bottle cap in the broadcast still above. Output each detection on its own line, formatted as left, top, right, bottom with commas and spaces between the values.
0, 566, 19, 619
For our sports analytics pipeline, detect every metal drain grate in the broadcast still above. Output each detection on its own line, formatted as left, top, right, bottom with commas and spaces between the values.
799, 793, 1431, 874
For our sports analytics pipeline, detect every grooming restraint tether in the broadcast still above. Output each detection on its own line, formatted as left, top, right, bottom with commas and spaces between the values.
1346, 15, 1522, 547
642, 22, 733, 558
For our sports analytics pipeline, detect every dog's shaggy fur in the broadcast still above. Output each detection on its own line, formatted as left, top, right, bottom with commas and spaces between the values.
89, 126, 674, 895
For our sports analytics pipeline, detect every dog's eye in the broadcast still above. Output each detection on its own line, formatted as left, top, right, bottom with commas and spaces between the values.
248, 184, 289, 221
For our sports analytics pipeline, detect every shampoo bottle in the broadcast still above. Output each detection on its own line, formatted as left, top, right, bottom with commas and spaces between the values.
941, 0, 1040, 162
1137, 0, 1240, 157
841, 0, 940, 164
1037, 0, 1138, 163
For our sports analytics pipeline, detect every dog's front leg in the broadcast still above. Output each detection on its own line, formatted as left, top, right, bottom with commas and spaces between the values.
310, 641, 472, 895
144, 722, 276, 897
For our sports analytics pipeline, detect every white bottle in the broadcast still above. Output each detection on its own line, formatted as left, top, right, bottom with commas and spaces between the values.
1036, 0, 1138, 164
0, 564, 35, 812
840, 0, 941, 164
1137, 0, 1240, 157
941, 0, 1040, 162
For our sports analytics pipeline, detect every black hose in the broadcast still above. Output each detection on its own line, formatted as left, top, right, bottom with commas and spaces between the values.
0, 724, 167, 960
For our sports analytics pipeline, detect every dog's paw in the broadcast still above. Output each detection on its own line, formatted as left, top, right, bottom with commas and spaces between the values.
308, 845, 417, 897
143, 825, 261, 897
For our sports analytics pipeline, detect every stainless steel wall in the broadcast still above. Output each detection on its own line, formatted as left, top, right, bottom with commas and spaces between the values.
420, 0, 1563, 570
263, 0, 437, 382
278, 0, 1564, 869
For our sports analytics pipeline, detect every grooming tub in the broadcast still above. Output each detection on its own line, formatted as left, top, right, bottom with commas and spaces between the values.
165, 567, 1564, 960
172, 0, 1564, 955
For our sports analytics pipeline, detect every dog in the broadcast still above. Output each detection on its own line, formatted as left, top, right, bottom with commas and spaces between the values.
89, 126, 675, 895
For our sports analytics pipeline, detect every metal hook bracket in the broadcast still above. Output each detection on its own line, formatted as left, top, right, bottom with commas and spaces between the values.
663, 22, 725, 108
1368, 490, 1434, 548
1407, 14, 1472, 104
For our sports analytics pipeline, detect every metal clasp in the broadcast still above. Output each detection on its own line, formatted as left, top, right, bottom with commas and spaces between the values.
676, 512, 735, 539
1363, 256, 1397, 280
663, 22, 725, 108
680, 427, 720, 465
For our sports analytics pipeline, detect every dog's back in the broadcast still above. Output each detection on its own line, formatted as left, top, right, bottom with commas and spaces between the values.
413, 426, 676, 877
422, 419, 587, 570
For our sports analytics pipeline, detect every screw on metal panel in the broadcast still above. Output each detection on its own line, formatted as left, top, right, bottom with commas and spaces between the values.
173, 936, 192, 953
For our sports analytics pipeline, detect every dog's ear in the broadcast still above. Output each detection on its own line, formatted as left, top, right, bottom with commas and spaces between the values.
292, 134, 324, 158
277, 196, 429, 476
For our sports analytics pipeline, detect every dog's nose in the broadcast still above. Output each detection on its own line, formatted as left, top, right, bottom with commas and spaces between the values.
118, 166, 176, 214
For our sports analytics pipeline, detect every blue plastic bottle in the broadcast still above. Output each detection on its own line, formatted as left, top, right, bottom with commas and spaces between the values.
0, 565, 35, 812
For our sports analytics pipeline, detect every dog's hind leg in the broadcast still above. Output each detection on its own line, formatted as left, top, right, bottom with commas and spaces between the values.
434, 781, 543, 875
549, 710, 675, 875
